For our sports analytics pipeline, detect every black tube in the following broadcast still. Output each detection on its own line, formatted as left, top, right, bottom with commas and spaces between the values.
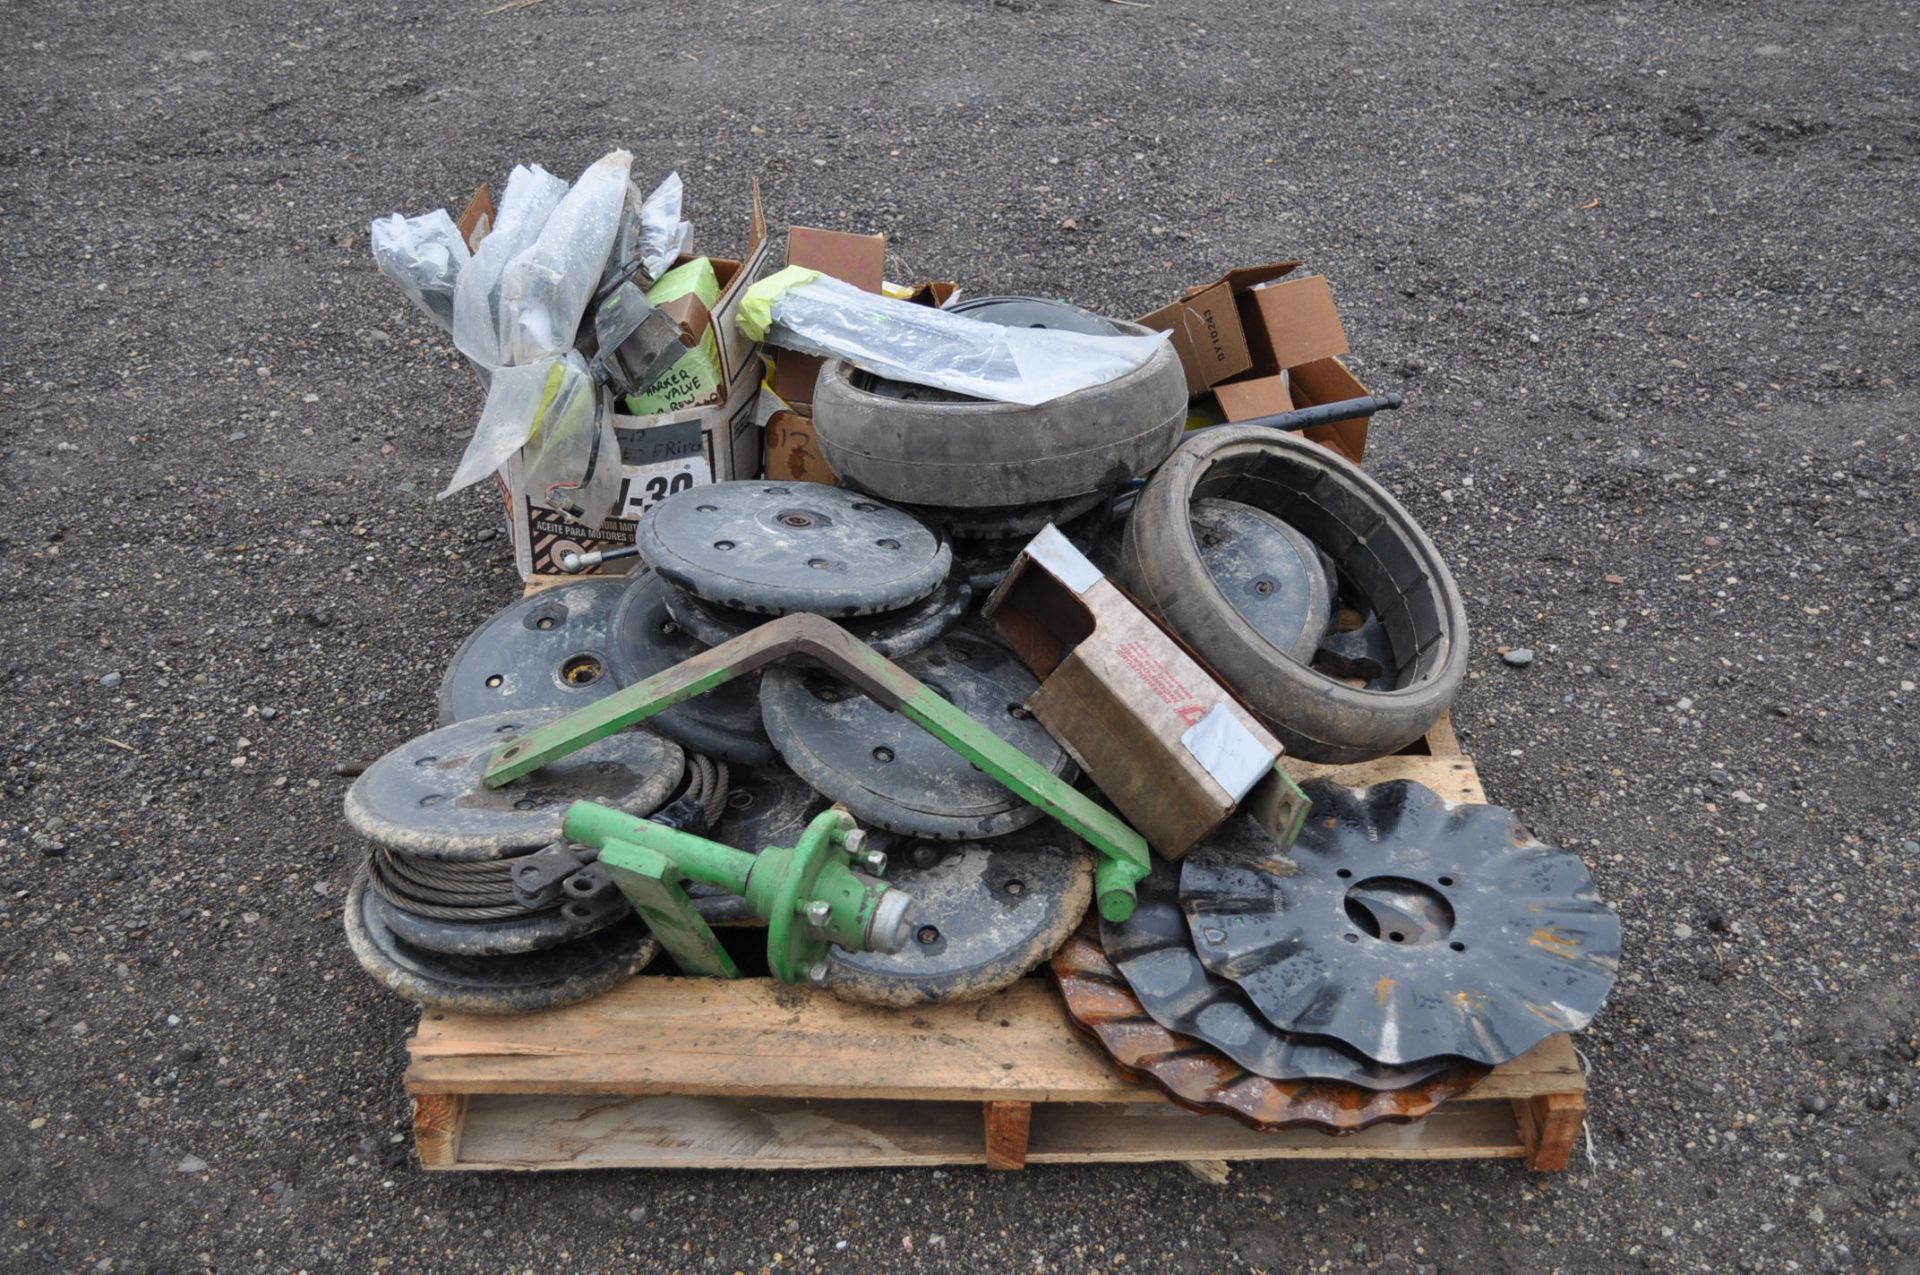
1219, 392, 1404, 434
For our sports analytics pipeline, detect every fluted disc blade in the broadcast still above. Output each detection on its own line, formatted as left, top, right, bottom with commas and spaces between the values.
1100, 859, 1455, 1088
1180, 781, 1621, 1066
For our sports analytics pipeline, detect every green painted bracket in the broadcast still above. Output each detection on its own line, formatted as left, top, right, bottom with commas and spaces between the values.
598, 838, 741, 979
1246, 764, 1312, 852
489, 613, 1154, 922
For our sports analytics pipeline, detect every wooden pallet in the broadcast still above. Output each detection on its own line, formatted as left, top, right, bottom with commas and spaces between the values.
403, 730, 1590, 1173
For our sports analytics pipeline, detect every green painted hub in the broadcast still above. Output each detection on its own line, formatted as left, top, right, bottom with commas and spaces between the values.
564, 802, 902, 984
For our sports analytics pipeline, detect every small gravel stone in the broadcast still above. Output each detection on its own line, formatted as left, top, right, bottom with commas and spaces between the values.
1502, 648, 1535, 668
175, 1155, 208, 1174
1801, 1094, 1829, 1115
98, 671, 123, 688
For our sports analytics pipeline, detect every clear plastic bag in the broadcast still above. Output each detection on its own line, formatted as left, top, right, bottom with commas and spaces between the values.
369, 208, 468, 332
496, 150, 633, 365
636, 171, 692, 278
522, 385, 623, 531
438, 352, 596, 499
450, 163, 568, 367
760, 275, 1166, 406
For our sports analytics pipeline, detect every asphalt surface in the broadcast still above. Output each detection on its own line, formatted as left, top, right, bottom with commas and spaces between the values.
3, 0, 1917, 1271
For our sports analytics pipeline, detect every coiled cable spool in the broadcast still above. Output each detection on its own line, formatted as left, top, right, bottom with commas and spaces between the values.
362, 752, 731, 921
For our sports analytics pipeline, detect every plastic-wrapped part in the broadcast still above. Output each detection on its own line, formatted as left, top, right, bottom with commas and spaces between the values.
496, 150, 633, 365
369, 208, 469, 332
440, 352, 596, 499
523, 383, 623, 530
741, 271, 1167, 407
452, 163, 568, 367
590, 171, 693, 300
636, 171, 692, 278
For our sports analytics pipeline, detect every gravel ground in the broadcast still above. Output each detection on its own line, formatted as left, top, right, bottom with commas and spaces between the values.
3, 0, 1916, 1271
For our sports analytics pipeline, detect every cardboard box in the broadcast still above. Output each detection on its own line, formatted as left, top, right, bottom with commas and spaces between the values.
1240, 274, 1348, 376
982, 526, 1293, 860
1138, 262, 1300, 395
1146, 264, 1376, 465
1212, 371, 1292, 423
762, 406, 838, 484
476, 182, 773, 578
770, 226, 887, 408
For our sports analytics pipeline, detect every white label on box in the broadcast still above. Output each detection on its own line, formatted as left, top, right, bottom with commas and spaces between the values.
610, 416, 713, 522
1180, 702, 1277, 803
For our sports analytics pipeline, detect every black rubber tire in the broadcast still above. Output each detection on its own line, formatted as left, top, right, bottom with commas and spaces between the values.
895, 489, 1108, 541
809, 320, 1188, 509
1122, 427, 1469, 764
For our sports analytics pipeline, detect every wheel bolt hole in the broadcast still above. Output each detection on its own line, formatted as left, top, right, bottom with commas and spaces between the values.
807, 558, 829, 569
1004, 879, 1025, 896
876, 537, 900, 550
727, 791, 754, 810
1449, 941, 1466, 952
1336, 868, 1352, 879
916, 925, 940, 946
1007, 703, 1031, 720
485, 674, 504, 688
535, 617, 556, 630
713, 540, 735, 551
1388, 931, 1406, 943
871, 746, 895, 764
513, 798, 537, 811
1438, 876, 1455, 887
560, 654, 603, 686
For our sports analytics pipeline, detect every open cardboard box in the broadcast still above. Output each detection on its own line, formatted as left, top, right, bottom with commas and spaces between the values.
453, 181, 776, 578
1140, 264, 1374, 467
982, 526, 1306, 860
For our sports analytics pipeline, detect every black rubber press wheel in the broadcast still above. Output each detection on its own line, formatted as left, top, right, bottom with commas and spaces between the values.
634, 481, 950, 618
1123, 427, 1469, 763
809, 319, 1187, 509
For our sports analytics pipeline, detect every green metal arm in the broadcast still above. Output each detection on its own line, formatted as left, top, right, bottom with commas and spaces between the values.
487, 613, 1153, 922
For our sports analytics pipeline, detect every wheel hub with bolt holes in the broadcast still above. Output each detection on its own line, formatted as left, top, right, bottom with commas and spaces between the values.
1099, 855, 1456, 1088
437, 578, 628, 725
635, 480, 952, 617
343, 708, 684, 861
759, 624, 1074, 840
1188, 498, 1333, 665
1179, 779, 1621, 1066
824, 821, 1094, 1006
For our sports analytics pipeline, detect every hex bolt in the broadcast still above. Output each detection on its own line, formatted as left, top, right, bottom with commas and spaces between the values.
840, 828, 868, 856
805, 899, 832, 928
858, 849, 889, 876
807, 959, 830, 988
